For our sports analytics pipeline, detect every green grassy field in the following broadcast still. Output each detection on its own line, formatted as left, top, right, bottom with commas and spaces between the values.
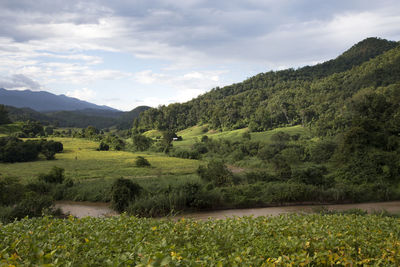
0, 137, 200, 183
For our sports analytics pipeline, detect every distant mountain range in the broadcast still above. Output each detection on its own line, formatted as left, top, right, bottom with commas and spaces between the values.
0, 88, 151, 129
0, 88, 118, 112
4, 105, 150, 129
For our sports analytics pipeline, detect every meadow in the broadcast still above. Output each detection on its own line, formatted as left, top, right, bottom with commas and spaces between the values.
1, 214, 400, 266
146, 125, 312, 150
0, 137, 200, 183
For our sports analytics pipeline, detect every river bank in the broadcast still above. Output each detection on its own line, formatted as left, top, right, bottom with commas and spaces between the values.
55, 200, 400, 219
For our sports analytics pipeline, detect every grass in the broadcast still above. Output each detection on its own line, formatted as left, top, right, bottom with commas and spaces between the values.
0, 137, 200, 183
173, 124, 311, 149
0, 122, 23, 135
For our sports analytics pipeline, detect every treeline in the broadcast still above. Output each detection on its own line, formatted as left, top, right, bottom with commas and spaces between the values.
4, 105, 151, 130
0, 137, 63, 162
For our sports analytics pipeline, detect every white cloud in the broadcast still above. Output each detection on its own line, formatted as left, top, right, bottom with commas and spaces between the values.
0, 1, 400, 110
66, 87, 96, 101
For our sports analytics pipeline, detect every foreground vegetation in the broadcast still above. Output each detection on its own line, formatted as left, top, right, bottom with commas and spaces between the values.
1, 214, 400, 266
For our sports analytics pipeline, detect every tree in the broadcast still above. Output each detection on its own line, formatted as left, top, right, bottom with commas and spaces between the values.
21, 121, 44, 137
38, 166, 65, 184
197, 160, 233, 186
0, 105, 10, 125
110, 178, 142, 212
131, 134, 152, 151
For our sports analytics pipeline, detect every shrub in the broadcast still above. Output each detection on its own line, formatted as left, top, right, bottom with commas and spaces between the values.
9, 192, 53, 220
38, 166, 65, 184
110, 178, 142, 212
0, 177, 25, 205
197, 160, 233, 186
98, 142, 109, 151
135, 156, 151, 167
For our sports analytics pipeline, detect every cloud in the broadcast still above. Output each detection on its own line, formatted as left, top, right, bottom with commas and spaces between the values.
0, 0, 400, 109
66, 87, 96, 101
0, 74, 42, 90
133, 69, 226, 94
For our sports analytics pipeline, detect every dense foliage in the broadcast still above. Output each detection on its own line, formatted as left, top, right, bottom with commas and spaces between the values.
0, 137, 62, 162
0, 167, 69, 223
134, 38, 399, 132
0, 105, 10, 125
122, 38, 400, 216
1, 214, 400, 266
0, 137, 63, 162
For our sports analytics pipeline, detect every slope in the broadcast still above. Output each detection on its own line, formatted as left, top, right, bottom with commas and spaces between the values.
134, 37, 400, 132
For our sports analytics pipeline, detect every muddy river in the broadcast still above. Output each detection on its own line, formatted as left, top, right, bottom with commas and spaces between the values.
56, 201, 400, 219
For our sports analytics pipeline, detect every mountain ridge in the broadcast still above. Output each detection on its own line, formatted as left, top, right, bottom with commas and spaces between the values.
0, 88, 119, 112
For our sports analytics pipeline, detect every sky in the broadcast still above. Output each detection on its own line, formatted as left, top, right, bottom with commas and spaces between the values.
0, 0, 400, 111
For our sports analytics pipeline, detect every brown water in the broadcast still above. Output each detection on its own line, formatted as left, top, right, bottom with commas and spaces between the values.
55, 201, 400, 219
55, 201, 117, 218
176, 201, 400, 220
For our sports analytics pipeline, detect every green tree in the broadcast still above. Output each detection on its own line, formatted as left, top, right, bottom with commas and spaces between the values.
131, 134, 153, 151
0, 105, 10, 125
110, 178, 142, 212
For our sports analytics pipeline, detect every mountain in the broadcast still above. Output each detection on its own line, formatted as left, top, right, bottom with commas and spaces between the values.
5, 105, 150, 129
0, 88, 119, 112
134, 37, 400, 132
116, 106, 151, 129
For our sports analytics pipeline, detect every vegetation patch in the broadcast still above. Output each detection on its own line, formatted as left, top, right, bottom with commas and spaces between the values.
1, 214, 400, 266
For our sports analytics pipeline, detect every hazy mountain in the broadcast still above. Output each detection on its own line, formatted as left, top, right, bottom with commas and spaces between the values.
0, 88, 119, 112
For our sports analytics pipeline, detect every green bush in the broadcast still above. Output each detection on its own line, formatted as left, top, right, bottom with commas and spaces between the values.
110, 178, 142, 212
197, 160, 233, 186
135, 156, 151, 167
38, 166, 65, 184
9, 192, 53, 220
97, 141, 109, 151
0, 177, 25, 205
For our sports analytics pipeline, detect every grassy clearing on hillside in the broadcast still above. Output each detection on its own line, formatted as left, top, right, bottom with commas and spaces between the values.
0, 122, 23, 135
1, 214, 400, 266
173, 125, 311, 149
0, 137, 200, 183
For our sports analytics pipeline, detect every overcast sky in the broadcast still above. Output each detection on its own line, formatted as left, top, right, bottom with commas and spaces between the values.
0, 0, 400, 111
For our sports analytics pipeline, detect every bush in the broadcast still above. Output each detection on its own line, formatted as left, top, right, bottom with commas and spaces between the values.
98, 142, 109, 151
9, 192, 53, 220
38, 166, 65, 184
171, 149, 200, 159
197, 160, 233, 186
0, 177, 25, 205
132, 134, 153, 151
135, 156, 151, 167
110, 178, 142, 212
292, 166, 329, 186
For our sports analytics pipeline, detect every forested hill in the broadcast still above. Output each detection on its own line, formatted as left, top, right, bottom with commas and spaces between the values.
5, 105, 150, 129
134, 37, 400, 133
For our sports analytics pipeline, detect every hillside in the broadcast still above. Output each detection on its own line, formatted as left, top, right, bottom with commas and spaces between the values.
135, 37, 399, 132
0, 88, 118, 112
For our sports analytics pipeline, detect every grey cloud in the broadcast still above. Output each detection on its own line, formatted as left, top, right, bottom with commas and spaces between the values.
0, 74, 42, 90
0, 0, 400, 67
